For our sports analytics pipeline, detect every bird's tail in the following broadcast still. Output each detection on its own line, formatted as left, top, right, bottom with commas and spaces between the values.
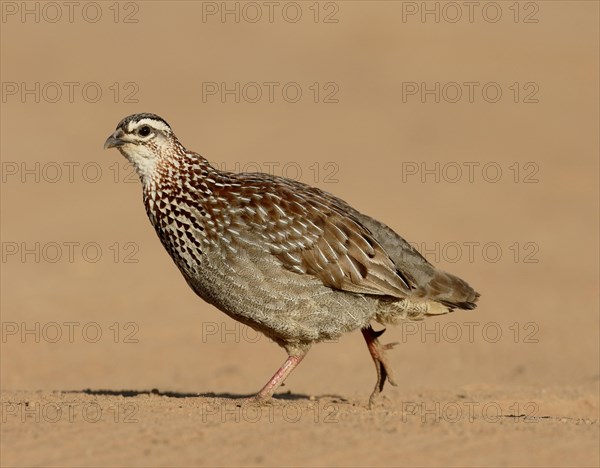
375, 270, 479, 324
419, 270, 480, 311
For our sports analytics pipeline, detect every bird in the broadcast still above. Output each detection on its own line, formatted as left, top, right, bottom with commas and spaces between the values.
104, 113, 480, 408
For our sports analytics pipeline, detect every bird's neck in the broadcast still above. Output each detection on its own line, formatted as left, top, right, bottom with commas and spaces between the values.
141, 146, 225, 229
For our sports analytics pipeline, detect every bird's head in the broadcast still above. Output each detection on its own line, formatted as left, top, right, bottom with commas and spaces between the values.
104, 113, 179, 180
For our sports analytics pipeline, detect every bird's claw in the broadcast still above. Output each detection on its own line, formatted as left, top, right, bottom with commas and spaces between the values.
361, 326, 400, 409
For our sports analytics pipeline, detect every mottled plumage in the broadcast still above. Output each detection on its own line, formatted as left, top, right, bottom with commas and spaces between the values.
104, 113, 480, 407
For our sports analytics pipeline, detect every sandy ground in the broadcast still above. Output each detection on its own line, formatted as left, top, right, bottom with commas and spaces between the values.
1, 1, 599, 467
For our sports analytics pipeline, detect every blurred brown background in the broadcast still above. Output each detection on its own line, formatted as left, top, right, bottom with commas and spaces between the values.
1, 1, 598, 467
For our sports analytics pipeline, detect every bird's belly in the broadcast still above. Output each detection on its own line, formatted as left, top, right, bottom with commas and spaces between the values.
177, 247, 375, 344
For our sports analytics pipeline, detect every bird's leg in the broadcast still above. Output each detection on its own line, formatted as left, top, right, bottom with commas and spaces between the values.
252, 353, 306, 402
361, 325, 399, 409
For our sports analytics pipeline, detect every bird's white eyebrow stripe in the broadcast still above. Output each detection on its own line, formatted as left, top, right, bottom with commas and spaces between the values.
128, 118, 171, 133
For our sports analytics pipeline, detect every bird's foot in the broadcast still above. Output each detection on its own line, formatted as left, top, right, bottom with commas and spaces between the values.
361, 326, 399, 409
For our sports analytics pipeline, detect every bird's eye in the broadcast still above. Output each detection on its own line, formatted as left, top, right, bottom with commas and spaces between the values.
138, 126, 152, 137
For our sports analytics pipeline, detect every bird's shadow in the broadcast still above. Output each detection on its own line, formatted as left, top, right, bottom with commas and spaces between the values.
64, 388, 347, 403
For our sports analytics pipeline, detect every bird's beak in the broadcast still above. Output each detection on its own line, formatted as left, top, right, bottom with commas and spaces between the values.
104, 129, 126, 149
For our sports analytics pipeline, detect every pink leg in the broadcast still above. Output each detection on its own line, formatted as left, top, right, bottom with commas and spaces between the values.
254, 354, 306, 401
361, 325, 398, 408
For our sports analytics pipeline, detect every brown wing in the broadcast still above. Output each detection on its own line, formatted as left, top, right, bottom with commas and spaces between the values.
236, 176, 414, 298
